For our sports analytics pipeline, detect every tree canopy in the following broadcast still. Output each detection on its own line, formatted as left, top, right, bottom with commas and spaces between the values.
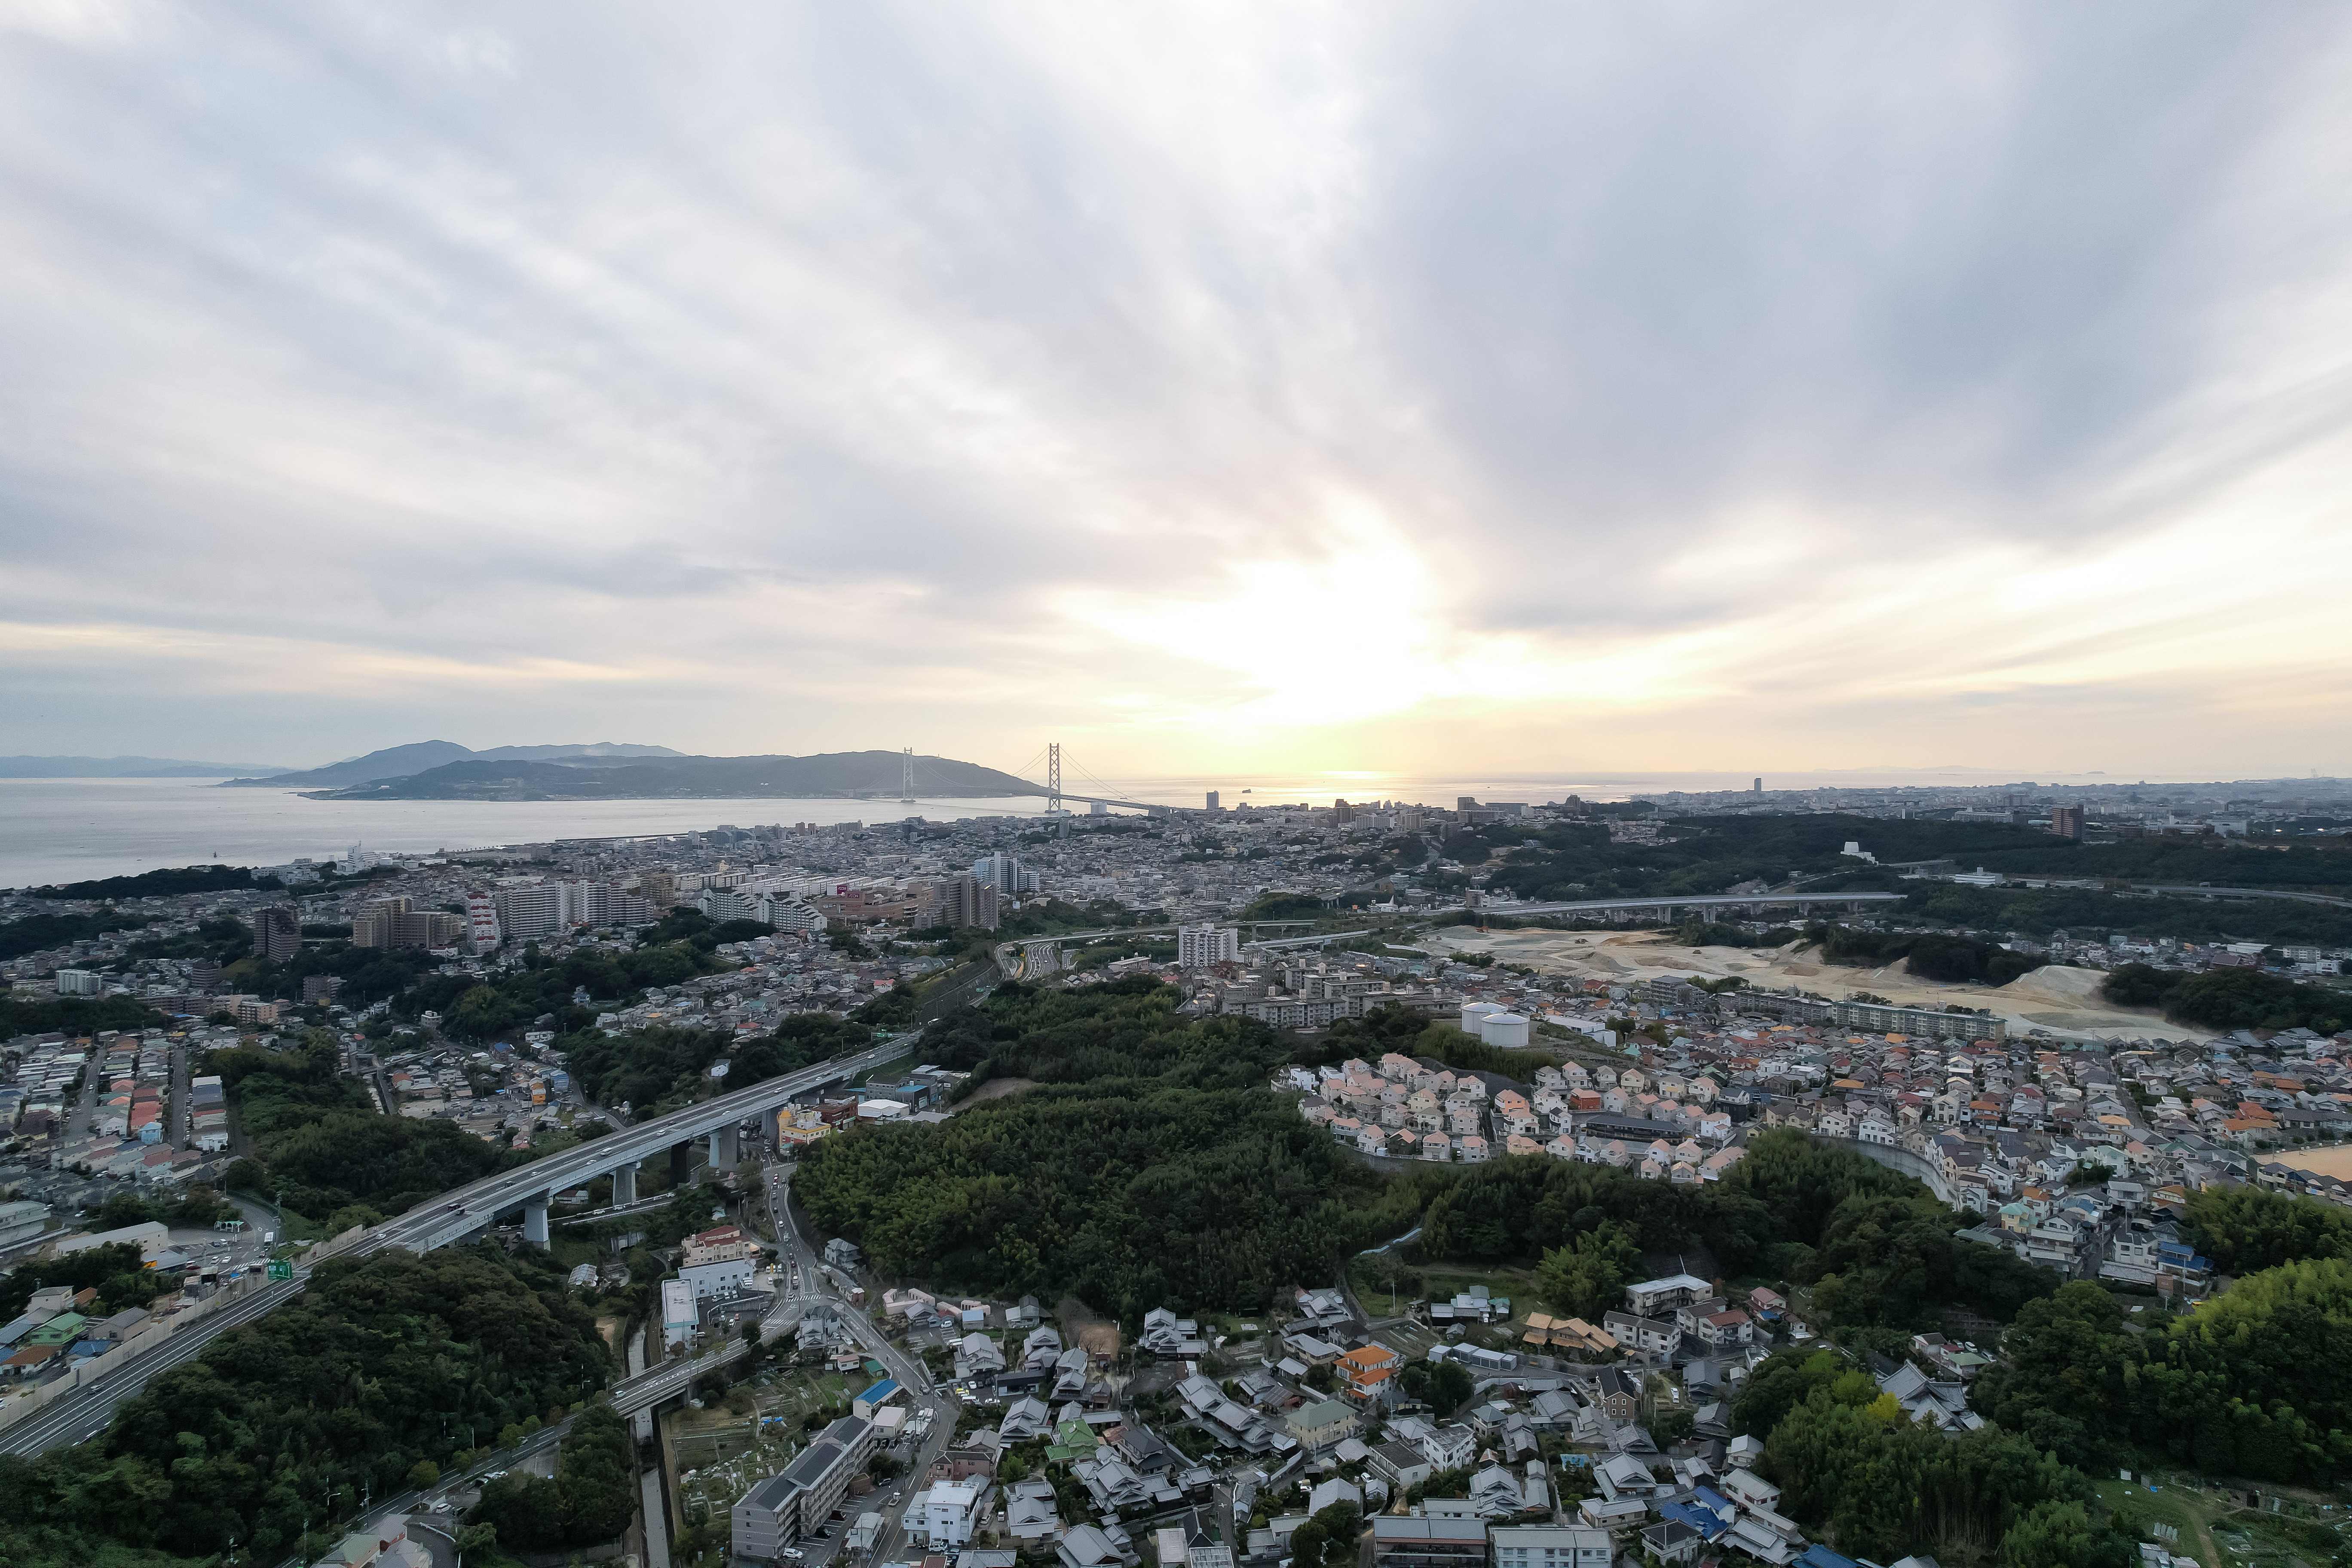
0, 1244, 612, 1566
793, 980, 1412, 1317
2100, 962, 2351, 1033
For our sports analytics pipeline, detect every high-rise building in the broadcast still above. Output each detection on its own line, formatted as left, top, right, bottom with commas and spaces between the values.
1177, 924, 1240, 969
971, 851, 1029, 894
1458, 796, 1479, 813
634, 870, 677, 907
491, 881, 565, 941
351, 897, 411, 949
353, 897, 465, 949
1398, 808, 1425, 833
938, 875, 999, 931
564, 880, 656, 928
252, 906, 302, 962
1206, 790, 1220, 810
2050, 805, 2085, 840
466, 891, 502, 952
1333, 799, 1356, 824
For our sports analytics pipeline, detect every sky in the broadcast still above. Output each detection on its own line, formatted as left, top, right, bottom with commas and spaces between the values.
3, 1, 2350, 782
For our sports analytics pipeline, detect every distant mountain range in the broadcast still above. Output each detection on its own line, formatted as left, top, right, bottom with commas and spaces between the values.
0, 755, 294, 778
222, 741, 683, 788
297, 749, 1040, 802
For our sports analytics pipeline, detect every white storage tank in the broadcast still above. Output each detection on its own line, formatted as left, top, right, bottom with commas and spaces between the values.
1460, 1002, 1501, 1035
1479, 1012, 1529, 1048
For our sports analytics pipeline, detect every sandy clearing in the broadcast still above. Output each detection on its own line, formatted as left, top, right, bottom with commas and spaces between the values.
1426, 926, 2178, 1039
2279, 1145, 2352, 1180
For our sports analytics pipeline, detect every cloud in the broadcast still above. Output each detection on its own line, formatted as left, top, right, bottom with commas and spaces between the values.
0, 1, 2348, 775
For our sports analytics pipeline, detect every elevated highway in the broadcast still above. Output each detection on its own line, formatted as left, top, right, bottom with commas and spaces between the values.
1470, 890, 1905, 922
6, 1045, 905, 1455
358, 1041, 903, 1254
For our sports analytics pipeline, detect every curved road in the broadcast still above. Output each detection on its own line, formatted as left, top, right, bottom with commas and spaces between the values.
3, 1042, 905, 1458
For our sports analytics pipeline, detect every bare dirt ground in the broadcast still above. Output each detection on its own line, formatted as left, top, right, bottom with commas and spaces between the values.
1057, 1294, 1122, 1360
1426, 927, 2176, 1039
951, 1076, 1038, 1112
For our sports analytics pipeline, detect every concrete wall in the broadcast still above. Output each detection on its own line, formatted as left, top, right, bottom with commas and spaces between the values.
1809, 1134, 1960, 1210
0, 1274, 271, 1430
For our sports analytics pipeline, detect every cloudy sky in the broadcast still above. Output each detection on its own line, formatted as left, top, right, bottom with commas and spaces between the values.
3, 1, 2349, 780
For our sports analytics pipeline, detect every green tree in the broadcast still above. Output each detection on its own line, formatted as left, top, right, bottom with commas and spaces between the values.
406, 1459, 440, 1491
454, 1521, 498, 1567
1536, 1220, 1640, 1320
2000, 1500, 2132, 1568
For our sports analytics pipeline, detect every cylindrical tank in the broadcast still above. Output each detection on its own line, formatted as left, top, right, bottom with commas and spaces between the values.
1460, 1002, 1501, 1034
1479, 1012, 1530, 1048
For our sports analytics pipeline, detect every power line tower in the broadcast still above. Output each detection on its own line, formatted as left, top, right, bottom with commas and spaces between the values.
1047, 742, 1063, 836
900, 747, 915, 803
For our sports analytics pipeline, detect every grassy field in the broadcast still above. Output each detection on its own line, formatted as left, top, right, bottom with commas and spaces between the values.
668, 1365, 867, 1495
2092, 1474, 2352, 1568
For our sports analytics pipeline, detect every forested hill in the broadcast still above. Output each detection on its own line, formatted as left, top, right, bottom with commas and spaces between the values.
312, 750, 1038, 800
0, 1245, 612, 1568
794, 980, 1416, 1316
1464, 812, 2352, 903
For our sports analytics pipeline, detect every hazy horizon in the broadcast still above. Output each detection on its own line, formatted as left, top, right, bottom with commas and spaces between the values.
5, 4, 2349, 777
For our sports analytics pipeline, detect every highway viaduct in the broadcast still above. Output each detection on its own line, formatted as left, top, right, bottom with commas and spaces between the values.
356, 1041, 906, 1255
1468, 890, 1905, 922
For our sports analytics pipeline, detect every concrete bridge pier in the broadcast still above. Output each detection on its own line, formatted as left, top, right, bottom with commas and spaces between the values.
610, 1163, 637, 1206
522, 1193, 551, 1246
709, 1124, 739, 1171
670, 1139, 693, 1185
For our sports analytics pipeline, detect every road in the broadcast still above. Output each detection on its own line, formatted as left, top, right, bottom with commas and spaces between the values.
260, 1414, 577, 1568
0, 1269, 310, 1456
1473, 891, 1905, 919
168, 1033, 189, 1147
759, 1164, 933, 1399
7, 1042, 903, 1458
66, 1048, 100, 1139
357, 1041, 903, 1256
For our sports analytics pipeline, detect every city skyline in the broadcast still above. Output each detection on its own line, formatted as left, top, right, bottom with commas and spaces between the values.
4, 5, 2350, 777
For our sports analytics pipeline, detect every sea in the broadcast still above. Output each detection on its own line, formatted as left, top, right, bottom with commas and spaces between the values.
0, 766, 2163, 890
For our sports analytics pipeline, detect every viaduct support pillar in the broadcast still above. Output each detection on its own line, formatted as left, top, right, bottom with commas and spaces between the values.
710, 1124, 739, 1172
611, 1164, 637, 1206
523, 1194, 551, 1247
670, 1139, 693, 1185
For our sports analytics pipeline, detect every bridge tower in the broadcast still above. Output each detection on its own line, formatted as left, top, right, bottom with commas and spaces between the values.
1047, 742, 1064, 836
900, 746, 915, 803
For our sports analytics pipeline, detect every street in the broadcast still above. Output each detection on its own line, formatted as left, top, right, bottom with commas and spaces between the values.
0, 1269, 310, 1457
752, 1161, 952, 1564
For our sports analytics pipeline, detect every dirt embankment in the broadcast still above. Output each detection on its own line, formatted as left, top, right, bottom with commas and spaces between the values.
951, 1077, 1038, 1112
1425, 927, 2176, 1039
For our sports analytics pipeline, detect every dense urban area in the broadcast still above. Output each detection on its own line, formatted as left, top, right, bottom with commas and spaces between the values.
2, 774, 2350, 1568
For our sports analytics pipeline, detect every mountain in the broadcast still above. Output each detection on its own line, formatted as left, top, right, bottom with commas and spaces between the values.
222, 741, 682, 788
310, 750, 1040, 801
0, 755, 293, 778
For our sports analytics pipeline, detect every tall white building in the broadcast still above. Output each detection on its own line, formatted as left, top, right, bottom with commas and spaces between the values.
465, 892, 502, 953
1177, 924, 1241, 969
564, 880, 656, 928
492, 879, 565, 940
972, 851, 1039, 894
